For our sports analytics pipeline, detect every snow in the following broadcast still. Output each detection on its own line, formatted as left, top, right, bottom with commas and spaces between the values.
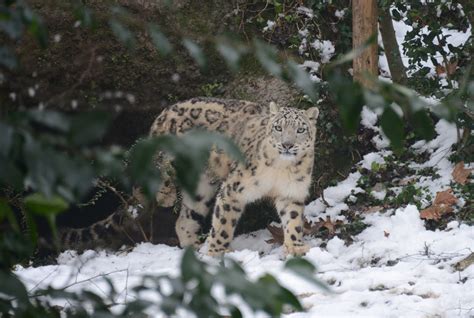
411, 120, 460, 198
310, 39, 335, 64
297, 6, 314, 19
301, 60, 321, 82
361, 152, 386, 170
305, 172, 363, 221
361, 106, 379, 130
263, 20, 276, 32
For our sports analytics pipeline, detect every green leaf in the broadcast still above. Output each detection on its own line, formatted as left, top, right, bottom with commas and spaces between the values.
329, 73, 364, 133
253, 39, 282, 77
0, 199, 20, 232
69, 111, 111, 146
109, 19, 135, 49
24, 211, 39, 246
0, 272, 30, 303
183, 38, 206, 68
0, 46, 18, 70
0, 122, 14, 156
230, 305, 243, 318
363, 89, 387, 110
277, 285, 303, 310
327, 34, 377, 68
181, 247, 205, 283
24, 193, 68, 216
256, 274, 303, 314
21, 6, 48, 48
0, 8, 25, 40
127, 138, 162, 197
156, 130, 243, 195
286, 60, 317, 101
216, 40, 247, 72
285, 258, 330, 291
73, 5, 95, 29
148, 24, 173, 56
412, 110, 435, 140
27, 110, 70, 132
380, 106, 405, 151
0, 157, 24, 190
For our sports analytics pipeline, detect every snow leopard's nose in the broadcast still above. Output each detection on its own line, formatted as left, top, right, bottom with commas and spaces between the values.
282, 142, 294, 150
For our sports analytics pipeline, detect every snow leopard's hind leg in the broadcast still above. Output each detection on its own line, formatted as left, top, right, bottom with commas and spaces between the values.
175, 171, 217, 247
154, 151, 178, 208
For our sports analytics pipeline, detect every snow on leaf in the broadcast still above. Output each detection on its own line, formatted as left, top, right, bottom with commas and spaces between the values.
452, 161, 472, 185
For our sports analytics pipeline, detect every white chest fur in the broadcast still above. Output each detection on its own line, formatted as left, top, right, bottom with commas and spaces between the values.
251, 159, 311, 201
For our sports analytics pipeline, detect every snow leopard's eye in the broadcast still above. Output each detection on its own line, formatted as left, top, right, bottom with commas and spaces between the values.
274, 125, 282, 132
297, 127, 306, 134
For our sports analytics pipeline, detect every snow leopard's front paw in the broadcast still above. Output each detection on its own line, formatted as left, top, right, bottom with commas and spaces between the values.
284, 243, 310, 257
206, 238, 231, 257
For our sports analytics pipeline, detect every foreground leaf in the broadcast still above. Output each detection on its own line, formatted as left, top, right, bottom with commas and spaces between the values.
285, 258, 329, 291
380, 106, 404, 151
24, 193, 69, 216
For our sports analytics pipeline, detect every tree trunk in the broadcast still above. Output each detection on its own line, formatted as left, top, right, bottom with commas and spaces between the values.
379, 6, 407, 85
352, 0, 378, 88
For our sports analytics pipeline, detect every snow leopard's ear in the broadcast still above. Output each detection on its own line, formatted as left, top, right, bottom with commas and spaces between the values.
269, 101, 280, 115
305, 107, 319, 122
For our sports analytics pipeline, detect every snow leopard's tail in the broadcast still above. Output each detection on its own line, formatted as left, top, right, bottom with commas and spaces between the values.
57, 190, 148, 251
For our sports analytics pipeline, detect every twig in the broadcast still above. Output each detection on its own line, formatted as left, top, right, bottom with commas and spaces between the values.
124, 267, 130, 304
97, 179, 128, 206
44, 46, 97, 108
27, 267, 59, 293
98, 179, 149, 242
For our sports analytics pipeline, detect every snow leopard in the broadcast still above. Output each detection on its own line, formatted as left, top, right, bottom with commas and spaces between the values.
150, 97, 319, 256
59, 97, 319, 256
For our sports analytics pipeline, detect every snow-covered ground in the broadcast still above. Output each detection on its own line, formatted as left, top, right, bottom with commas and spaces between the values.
14, 10, 473, 318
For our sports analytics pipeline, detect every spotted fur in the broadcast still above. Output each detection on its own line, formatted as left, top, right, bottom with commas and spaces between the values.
151, 97, 319, 256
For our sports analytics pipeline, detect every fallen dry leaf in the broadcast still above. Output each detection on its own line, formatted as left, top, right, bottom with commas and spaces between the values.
420, 189, 458, 221
384, 230, 390, 238
434, 189, 457, 206
303, 222, 322, 236
320, 216, 337, 235
303, 216, 340, 238
435, 64, 445, 75
435, 61, 458, 76
266, 224, 284, 245
452, 161, 472, 185
363, 205, 384, 213
420, 205, 454, 221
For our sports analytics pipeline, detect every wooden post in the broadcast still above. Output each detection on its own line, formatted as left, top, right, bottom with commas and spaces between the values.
352, 0, 378, 87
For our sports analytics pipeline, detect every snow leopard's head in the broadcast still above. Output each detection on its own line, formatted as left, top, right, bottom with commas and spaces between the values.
267, 102, 319, 160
